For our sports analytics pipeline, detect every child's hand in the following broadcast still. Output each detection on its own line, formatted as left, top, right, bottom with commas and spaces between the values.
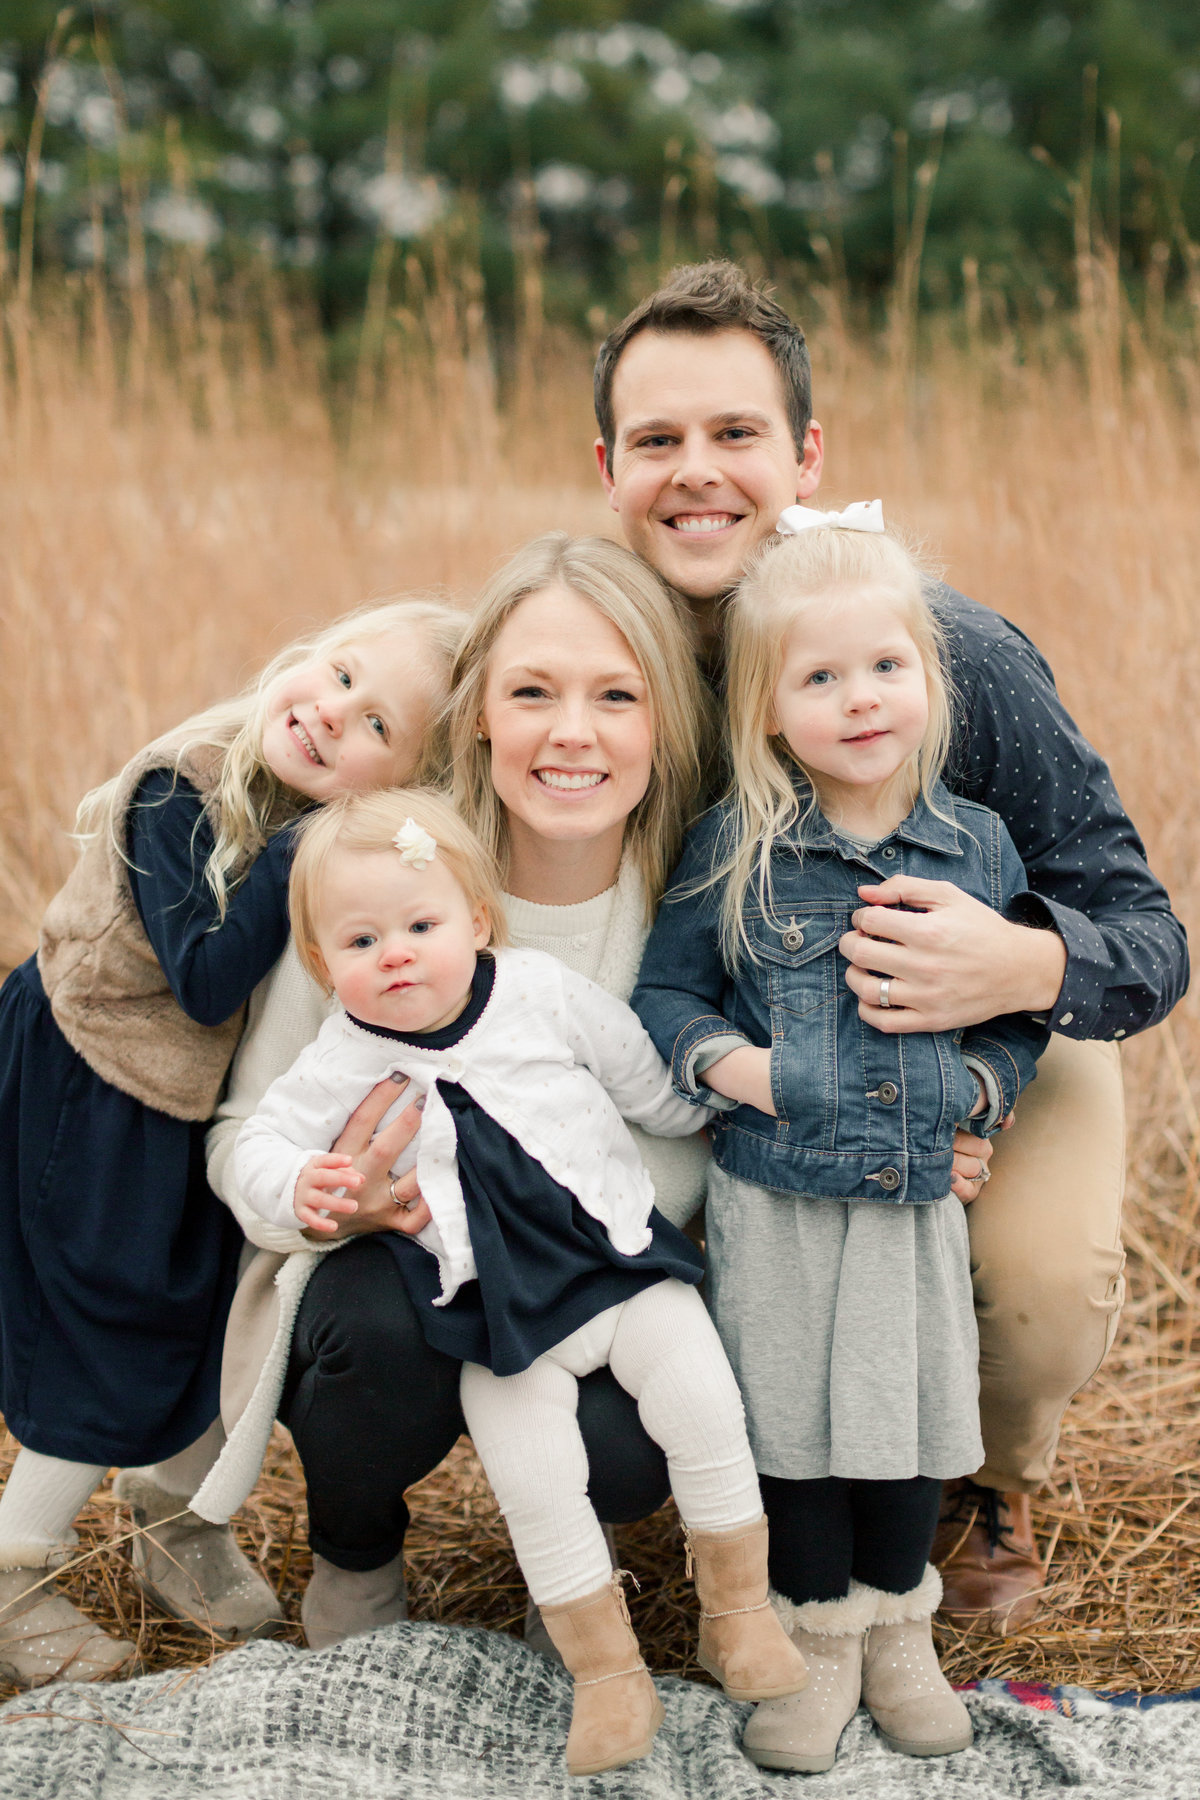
700, 1046, 776, 1116
294, 1154, 364, 1233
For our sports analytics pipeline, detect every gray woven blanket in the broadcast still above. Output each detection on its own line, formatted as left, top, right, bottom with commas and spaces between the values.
1, 1625, 1195, 1799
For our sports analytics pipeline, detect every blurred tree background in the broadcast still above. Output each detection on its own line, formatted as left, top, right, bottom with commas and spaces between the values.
0, 0, 1197, 334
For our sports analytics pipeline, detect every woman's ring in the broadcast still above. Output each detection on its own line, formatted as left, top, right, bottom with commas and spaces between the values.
878, 978, 892, 1009
975, 1161, 990, 1184
389, 1176, 407, 1206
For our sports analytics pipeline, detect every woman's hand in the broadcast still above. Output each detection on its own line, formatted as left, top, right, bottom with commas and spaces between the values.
700, 1046, 776, 1117
301, 1076, 432, 1243
950, 1120, 1007, 1204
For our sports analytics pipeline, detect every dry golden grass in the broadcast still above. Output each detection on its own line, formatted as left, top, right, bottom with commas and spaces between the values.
2, 257, 1199, 1701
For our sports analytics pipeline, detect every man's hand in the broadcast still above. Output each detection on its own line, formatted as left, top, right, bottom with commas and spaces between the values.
700, 1045, 776, 1116
839, 876, 1068, 1032
301, 1075, 431, 1243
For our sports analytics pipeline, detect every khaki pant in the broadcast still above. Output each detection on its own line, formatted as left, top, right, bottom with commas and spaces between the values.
968, 1035, 1126, 1492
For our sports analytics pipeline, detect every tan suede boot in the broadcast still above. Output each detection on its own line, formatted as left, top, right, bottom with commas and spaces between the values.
301, 1552, 409, 1651
742, 1584, 875, 1774
686, 1518, 809, 1702
114, 1473, 284, 1642
860, 1566, 973, 1758
524, 1523, 618, 1665
0, 1566, 139, 1689
539, 1573, 664, 1777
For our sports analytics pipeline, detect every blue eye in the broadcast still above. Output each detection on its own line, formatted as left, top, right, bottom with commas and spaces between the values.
875, 658, 898, 674
411, 919, 435, 935
368, 714, 387, 740
351, 933, 375, 950
807, 669, 833, 686
335, 665, 352, 688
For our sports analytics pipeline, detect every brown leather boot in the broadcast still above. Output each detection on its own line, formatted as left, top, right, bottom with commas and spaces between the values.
933, 1479, 1046, 1635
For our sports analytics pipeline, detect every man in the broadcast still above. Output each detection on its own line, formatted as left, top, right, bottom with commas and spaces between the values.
589, 262, 1186, 1644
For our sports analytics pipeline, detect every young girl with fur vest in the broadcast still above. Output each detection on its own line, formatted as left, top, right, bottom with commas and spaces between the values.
0, 597, 462, 1689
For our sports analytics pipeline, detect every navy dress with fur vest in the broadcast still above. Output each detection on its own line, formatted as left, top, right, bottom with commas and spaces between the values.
0, 770, 292, 1466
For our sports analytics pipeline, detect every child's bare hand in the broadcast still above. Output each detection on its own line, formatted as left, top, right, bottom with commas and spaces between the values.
700, 1045, 776, 1116
293, 1153, 363, 1233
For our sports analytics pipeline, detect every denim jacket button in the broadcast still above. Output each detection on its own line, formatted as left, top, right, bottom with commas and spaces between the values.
782, 924, 805, 951
877, 1166, 901, 1191
877, 1081, 899, 1105
882, 846, 897, 859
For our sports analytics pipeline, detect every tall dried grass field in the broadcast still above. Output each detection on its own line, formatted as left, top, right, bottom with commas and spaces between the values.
1, 261, 1199, 1698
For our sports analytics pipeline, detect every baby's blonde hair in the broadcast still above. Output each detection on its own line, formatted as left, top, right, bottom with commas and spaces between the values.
290, 786, 509, 992
440, 533, 712, 921
718, 526, 952, 962
76, 597, 466, 920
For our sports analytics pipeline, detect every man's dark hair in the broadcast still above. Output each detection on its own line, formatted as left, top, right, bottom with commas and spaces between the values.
593, 260, 812, 472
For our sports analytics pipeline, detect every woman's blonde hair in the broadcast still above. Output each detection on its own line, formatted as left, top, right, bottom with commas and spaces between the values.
289, 786, 508, 992
718, 526, 952, 963
441, 533, 711, 920
76, 597, 466, 920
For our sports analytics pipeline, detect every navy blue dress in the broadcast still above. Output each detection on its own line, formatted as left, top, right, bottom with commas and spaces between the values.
0, 769, 294, 1466
377, 957, 704, 1378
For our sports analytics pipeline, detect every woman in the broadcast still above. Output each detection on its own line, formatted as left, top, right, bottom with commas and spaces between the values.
196, 534, 713, 1648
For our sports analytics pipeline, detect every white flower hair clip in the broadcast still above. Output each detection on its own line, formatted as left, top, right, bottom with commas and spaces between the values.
392, 818, 439, 870
776, 499, 885, 535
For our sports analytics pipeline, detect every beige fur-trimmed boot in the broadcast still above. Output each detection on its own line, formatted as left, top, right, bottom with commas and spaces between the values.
742, 1583, 875, 1773
860, 1566, 973, 1758
539, 1572, 664, 1777
0, 1563, 138, 1689
114, 1473, 283, 1642
686, 1517, 809, 1702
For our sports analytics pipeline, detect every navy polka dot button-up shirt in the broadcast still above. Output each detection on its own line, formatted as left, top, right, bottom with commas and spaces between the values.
934, 586, 1187, 1041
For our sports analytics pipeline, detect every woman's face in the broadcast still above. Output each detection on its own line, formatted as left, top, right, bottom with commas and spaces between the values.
479, 584, 655, 860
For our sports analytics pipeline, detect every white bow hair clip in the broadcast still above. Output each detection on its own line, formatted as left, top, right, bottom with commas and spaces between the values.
777, 499, 885, 536
392, 819, 439, 870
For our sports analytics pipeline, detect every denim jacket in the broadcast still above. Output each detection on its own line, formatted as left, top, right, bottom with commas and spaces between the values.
632, 785, 1049, 1206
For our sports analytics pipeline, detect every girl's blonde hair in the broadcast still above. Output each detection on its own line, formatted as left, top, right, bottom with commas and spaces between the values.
289, 786, 508, 992
718, 527, 952, 962
76, 597, 466, 920
441, 533, 711, 920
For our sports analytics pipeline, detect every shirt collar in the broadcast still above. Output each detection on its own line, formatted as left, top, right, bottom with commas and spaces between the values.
794, 784, 964, 860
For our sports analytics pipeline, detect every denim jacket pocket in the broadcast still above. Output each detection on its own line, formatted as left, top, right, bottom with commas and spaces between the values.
744, 906, 849, 1144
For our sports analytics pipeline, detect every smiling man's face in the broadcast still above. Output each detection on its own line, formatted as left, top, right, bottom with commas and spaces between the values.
596, 327, 823, 609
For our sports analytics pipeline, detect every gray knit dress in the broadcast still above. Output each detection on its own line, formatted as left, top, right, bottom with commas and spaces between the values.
705, 1164, 983, 1482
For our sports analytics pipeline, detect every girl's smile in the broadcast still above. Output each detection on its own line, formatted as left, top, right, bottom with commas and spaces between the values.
261, 636, 435, 801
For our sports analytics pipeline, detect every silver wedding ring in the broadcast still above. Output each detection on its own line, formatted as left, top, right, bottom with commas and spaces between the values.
389, 1176, 407, 1206
975, 1161, 990, 1184
878, 978, 892, 1009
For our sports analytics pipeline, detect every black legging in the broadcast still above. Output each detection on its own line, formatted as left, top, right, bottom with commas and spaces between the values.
760, 1473, 942, 1605
280, 1236, 671, 1570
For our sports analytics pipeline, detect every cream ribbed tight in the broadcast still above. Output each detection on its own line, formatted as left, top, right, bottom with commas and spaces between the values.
460, 1279, 762, 1607
0, 1419, 227, 1568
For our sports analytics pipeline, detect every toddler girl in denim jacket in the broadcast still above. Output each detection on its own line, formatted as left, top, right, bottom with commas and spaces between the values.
634, 509, 1048, 1773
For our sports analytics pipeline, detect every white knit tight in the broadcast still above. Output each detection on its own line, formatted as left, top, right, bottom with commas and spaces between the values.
460, 1279, 763, 1608
0, 1419, 227, 1569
